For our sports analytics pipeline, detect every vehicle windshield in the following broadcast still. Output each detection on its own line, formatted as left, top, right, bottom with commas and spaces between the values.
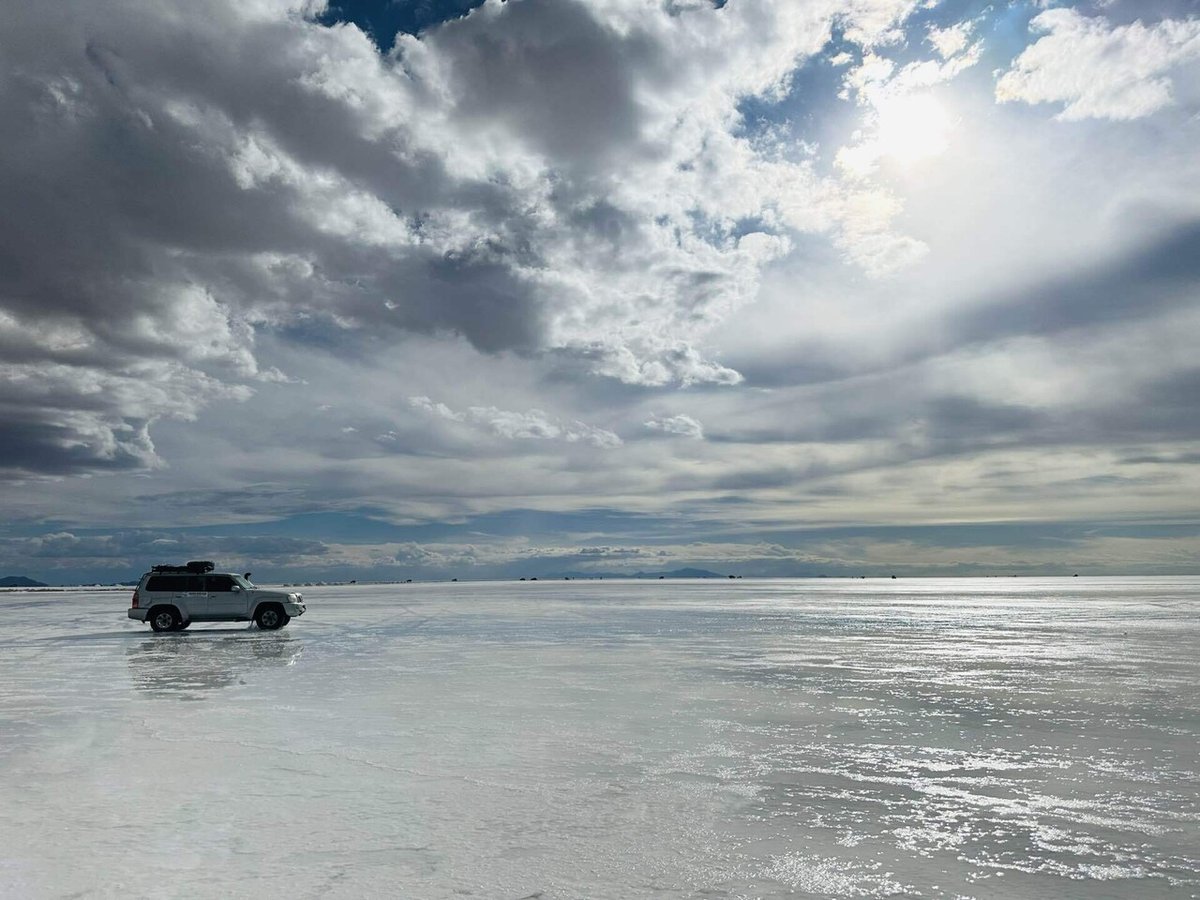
233, 574, 256, 589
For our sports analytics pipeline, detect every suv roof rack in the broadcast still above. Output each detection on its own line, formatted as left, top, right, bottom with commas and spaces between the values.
150, 560, 215, 574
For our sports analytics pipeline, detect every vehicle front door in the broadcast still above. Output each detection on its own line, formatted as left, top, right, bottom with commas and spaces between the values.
206, 574, 249, 620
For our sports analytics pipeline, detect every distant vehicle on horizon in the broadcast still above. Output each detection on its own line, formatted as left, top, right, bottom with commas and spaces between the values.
127, 561, 306, 632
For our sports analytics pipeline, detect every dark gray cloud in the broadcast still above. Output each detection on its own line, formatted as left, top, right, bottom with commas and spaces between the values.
952, 220, 1200, 347
426, 0, 651, 168
1090, 368, 1200, 442
736, 216, 1200, 386
129, 485, 320, 520
0, 528, 329, 586
716, 210, 1200, 476
0, 419, 155, 475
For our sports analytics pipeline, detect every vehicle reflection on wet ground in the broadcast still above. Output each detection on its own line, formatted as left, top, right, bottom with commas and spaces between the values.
126, 632, 304, 698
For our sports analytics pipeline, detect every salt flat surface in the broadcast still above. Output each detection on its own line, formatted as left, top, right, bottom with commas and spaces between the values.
1, 577, 1198, 899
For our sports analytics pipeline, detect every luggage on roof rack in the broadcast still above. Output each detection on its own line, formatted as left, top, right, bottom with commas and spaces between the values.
150, 560, 215, 574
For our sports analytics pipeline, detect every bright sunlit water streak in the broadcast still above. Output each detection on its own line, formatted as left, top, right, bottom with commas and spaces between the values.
0, 577, 1197, 898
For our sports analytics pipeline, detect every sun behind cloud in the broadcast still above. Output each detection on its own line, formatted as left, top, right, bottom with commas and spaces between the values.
837, 91, 955, 179
875, 93, 952, 164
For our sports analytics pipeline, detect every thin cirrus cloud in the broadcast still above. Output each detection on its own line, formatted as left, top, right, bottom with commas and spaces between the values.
645, 414, 705, 440
406, 396, 622, 448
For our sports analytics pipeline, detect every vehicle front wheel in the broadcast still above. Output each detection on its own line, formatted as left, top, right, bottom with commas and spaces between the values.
255, 605, 287, 630
149, 607, 181, 633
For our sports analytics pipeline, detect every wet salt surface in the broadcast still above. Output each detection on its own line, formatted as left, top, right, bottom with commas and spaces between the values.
1, 577, 1197, 899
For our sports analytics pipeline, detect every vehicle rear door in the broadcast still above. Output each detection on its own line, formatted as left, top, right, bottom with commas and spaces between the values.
145, 574, 200, 616
179, 574, 208, 619
205, 574, 249, 619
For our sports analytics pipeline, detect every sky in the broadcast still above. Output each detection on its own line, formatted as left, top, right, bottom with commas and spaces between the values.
2, 0, 1199, 583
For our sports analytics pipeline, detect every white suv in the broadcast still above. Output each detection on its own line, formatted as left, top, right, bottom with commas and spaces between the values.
128, 561, 306, 632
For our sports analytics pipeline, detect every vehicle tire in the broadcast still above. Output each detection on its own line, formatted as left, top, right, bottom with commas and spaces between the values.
255, 605, 286, 630
176, 621, 191, 631
149, 607, 181, 633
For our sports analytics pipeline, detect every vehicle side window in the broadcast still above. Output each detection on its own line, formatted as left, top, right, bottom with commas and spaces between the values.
145, 575, 182, 592
185, 575, 205, 592
207, 575, 235, 592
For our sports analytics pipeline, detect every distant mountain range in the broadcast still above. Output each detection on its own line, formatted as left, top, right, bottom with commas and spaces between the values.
635, 567, 726, 579
0, 576, 48, 587
548, 567, 726, 580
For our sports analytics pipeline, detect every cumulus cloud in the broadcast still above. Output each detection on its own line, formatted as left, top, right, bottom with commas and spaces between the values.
0, 356, 251, 477
0, 0, 937, 476
927, 21, 973, 59
408, 396, 621, 448
997, 9, 1200, 120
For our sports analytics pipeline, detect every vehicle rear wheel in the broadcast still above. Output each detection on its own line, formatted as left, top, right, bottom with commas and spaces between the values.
149, 607, 180, 633
255, 605, 286, 630
175, 620, 191, 631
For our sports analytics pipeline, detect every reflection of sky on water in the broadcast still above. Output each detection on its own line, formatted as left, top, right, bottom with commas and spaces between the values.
126, 634, 304, 698
0, 579, 1197, 898
642, 579, 1200, 895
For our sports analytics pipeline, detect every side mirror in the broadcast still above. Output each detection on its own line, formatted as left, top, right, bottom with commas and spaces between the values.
231, 585, 242, 592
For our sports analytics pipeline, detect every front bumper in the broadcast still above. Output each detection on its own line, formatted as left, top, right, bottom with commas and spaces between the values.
283, 601, 306, 617
128, 608, 148, 622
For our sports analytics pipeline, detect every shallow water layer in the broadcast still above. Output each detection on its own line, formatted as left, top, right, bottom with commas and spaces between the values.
1, 577, 1197, 898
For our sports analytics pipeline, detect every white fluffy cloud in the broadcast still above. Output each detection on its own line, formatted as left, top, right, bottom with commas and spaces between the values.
997, 8, 1200, 120
927, 21, 973, 59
